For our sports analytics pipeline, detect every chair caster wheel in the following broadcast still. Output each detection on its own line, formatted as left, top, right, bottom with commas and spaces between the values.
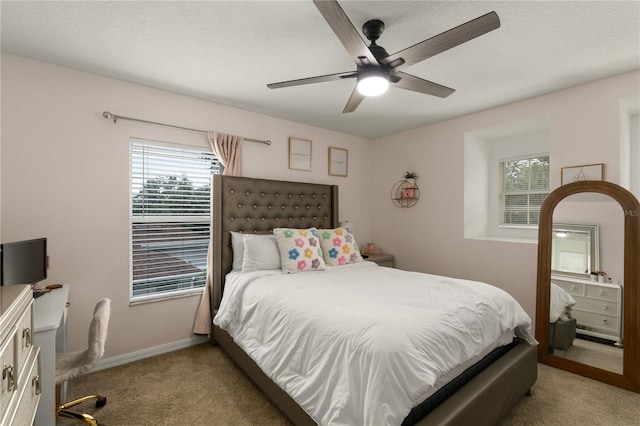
96, 396, 107, 408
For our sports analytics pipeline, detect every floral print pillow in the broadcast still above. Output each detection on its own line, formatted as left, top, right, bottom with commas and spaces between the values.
318, 227, 363, 266
273, 228, 326, 274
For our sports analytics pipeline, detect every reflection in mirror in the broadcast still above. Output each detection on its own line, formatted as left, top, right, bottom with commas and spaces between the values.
551, 223, 599, 278
549, 193, 624, 374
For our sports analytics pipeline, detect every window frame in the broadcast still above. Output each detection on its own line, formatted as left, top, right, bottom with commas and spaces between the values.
129, 138, 219, 303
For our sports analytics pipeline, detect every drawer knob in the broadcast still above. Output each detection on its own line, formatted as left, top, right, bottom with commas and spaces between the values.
32, 375, 41, 395
603, 304, 609, 311
602, 319, 608, 325
23, 327, 32, 347
599, 289, 605, 296
2, 364, 16, 392
570, 285, 576, 291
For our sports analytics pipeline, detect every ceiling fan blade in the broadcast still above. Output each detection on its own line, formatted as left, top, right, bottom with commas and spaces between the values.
267, 71, 357, 89
342, 87, 365, 113
381, 11, 500, 70
313, 0, 379, 67
392, 72, 455, 98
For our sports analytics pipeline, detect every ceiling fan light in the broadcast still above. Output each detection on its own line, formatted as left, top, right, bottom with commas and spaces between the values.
357, 75, 389, 96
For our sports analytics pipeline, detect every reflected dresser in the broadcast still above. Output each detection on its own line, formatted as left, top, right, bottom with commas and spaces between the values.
552, 275, 623, 346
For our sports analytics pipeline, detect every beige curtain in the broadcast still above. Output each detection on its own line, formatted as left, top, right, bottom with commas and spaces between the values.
193, 132, 243, 336
208, 131, 243, 176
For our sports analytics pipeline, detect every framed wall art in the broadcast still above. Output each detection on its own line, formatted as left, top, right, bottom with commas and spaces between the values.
561, 163, 604, 185
289, 137, 312, 171
328, 147, 348, 177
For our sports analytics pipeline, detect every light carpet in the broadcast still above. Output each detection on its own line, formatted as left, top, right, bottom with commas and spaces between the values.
57, 343, 640, 426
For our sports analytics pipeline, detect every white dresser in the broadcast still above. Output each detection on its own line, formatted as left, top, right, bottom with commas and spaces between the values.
551, 275, 623, 345
0, 285, 41, 425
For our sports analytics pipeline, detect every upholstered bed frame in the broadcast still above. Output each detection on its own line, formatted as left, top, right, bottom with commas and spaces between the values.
210, 175, 537, 425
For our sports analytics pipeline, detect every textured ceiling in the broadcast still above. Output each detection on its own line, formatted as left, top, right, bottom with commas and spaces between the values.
2, 1, 639, 139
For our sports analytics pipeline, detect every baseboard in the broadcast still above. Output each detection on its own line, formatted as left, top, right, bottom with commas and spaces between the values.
94, 335, 209, 371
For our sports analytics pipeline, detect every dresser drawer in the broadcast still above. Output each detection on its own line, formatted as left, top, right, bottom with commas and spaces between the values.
585, 285, 620, 303
573, 298, 620, 317
554, 280, 585, 297
0, 327, 18, 425
8, 347, 41, 426
15, 303, 34, 380
572, 310, 620, 333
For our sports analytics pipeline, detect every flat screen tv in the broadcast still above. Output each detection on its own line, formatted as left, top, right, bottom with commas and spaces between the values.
0, 237, 47, 286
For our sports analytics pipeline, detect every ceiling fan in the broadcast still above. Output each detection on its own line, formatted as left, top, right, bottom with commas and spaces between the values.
267, 0, 500, 113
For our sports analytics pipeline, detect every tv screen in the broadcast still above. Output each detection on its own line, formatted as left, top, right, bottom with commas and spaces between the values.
0, 238, 47, 286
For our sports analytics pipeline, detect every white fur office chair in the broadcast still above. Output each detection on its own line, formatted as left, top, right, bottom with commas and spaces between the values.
55, 298, 111, 426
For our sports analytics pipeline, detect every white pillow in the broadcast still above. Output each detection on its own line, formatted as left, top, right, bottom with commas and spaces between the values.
241, 233, 281, 272
230, 231, 245, 271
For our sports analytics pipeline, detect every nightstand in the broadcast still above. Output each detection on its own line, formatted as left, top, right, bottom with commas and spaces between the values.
363, 253, 395, 268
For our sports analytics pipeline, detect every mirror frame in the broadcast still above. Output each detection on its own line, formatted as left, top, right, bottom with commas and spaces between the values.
536, 180, 640, 392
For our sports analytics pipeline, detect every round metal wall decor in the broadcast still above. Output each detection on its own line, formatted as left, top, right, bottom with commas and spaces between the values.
391, 180, 420, 208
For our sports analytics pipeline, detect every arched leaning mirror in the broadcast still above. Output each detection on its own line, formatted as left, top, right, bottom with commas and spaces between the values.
536, 180, 640, 392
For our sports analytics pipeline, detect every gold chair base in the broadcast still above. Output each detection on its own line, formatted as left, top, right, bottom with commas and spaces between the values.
56, 384, 106, 426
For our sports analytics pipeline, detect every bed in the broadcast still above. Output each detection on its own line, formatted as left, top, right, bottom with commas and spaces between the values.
210, 175, 537, 426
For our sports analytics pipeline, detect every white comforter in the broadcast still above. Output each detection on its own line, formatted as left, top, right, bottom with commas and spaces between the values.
214, 262, 535, 426
550, 282, 576, 322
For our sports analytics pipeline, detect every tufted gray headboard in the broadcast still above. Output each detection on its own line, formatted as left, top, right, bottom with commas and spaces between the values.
211, 175, 339, 312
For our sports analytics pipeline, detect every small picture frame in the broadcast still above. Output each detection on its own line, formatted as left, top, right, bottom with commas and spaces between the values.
561, 163, 604, 185
328, 147, 348, 177
289, 137, 312, 171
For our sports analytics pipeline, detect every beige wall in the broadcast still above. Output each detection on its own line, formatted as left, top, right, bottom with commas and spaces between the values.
0, 53, 372, 357
370, 71, 640, 329
2, 51, 638, 358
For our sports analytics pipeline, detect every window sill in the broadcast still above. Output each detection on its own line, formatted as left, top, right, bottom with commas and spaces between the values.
465, 236, 538, 244
497, 224, 539, 230
129, 288, 204, 306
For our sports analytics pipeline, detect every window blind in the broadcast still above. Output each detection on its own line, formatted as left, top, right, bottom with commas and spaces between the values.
502, 155, 549, 225
130, 140, 220, 299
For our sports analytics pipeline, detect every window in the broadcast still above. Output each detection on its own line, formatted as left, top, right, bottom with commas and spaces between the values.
464, 118, 549, 241
130, 139, 220, 301
500, 155, 549, 226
